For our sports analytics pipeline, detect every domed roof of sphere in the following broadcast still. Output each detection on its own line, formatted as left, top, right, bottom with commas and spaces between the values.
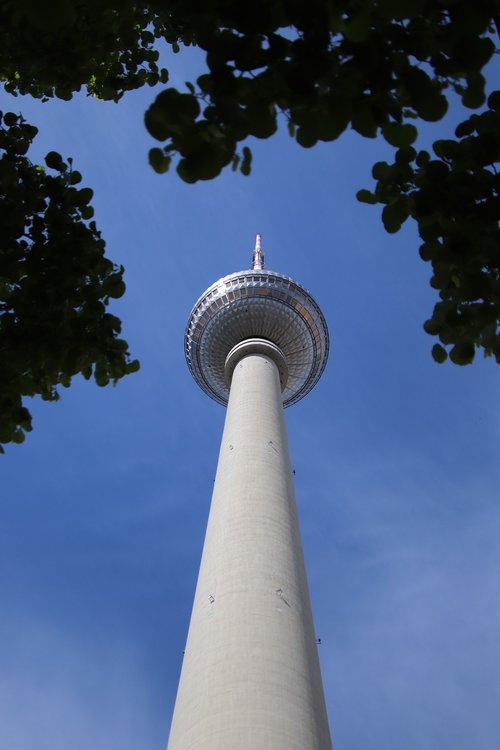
184, 235, 329, 407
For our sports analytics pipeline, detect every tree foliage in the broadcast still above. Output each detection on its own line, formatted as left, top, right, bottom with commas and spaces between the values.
144, 0, 497, 181
0, 111, 138, 451
359, 92, 500, 365
1, 0, 500, 449
0, 0, 170, 101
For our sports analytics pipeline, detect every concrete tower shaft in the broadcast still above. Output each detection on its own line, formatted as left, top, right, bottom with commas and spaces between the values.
167, 342, 332, 750
169, 236, 332, 749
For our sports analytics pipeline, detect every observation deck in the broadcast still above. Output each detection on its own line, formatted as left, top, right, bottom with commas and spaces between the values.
184, 235, 329, 407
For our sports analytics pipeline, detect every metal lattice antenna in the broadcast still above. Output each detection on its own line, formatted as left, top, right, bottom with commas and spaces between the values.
251, 233, 264, 270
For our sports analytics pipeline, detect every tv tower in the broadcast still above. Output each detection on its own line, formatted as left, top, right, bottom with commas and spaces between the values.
167, 235, 332, 750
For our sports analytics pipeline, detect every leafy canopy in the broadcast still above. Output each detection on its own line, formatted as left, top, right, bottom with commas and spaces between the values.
0, 111, 139, 451
1, 0, 500, 450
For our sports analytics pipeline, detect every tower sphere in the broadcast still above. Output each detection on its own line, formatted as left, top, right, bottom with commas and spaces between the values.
184, 235, 329, 406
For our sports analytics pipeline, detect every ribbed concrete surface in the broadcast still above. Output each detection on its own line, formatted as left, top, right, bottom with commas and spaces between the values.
167, 351, 332, 750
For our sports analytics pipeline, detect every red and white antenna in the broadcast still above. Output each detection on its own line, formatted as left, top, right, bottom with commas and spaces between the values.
251, 232, 264, 270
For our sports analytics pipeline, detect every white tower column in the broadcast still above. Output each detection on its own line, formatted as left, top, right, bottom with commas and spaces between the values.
167, 341, 332, 750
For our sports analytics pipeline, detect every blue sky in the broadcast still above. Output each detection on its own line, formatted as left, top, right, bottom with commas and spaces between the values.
1, 46, 500, 750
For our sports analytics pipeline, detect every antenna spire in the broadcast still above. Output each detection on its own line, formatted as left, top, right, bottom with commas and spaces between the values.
251, 233, 264, 270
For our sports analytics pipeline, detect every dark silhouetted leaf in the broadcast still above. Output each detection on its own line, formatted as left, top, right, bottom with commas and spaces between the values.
432, 344, 448, 363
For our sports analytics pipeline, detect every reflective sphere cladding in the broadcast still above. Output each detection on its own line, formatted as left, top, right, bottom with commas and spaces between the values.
185, 269, 329, 407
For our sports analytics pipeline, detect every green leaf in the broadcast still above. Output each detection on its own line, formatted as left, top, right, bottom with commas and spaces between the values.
149, 147, 171, 174
372, 161, 391, 180
246, 103, 277, 139
11, 429, 26, 444
461, 73, 486, 109
423, 317, 440, 334
382, 122, 417, 147
147, 71, 159, 87
351, 100, 378, 138
296, 126, 317, 148
80, 205, 94, 220
55, 86, 73, 101
415, 150, 430, 167
419, 243, 438, 263
108, 280, 126, 298
487, 91, 500, 111
417, 88, 448, 122
176, 158, 199, 183
431, 344, 447, 363
395, 147, 417, 164
462, 87, 485, 109
126, 359, 140, 374
382, 198, 410, 233
449, 342, 475, 365
378, 0, 427, 17
3, 112, 18, 127
356, 189, 377, 205
241, 146, 252, 176
145, 88, 200, 141
45, 151, 64, 170
69, 170, 82, 185
342, 12, 371, 43
432, 139, 459, 160
78, 187, 94, 205
455, 118, 476, 138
